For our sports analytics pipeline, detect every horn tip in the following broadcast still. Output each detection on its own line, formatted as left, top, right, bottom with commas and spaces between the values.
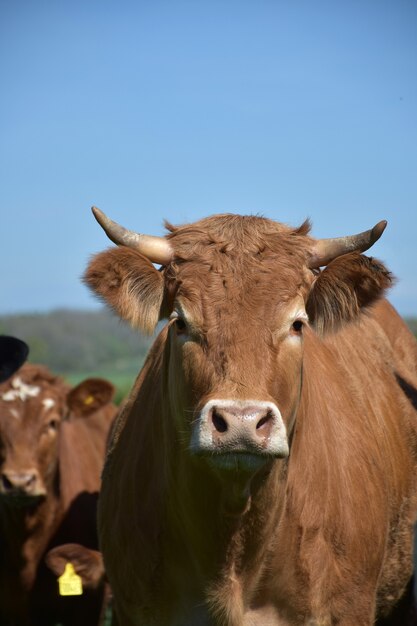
91, 206, 108, 229
373, 220, 388, 241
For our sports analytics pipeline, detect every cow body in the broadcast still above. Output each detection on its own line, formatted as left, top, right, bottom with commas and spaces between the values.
0, 364, 116, 625
86, 212, 417, 625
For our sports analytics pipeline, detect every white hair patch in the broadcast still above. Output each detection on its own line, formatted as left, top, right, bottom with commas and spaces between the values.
42, 398, 55, 410
1, 377, 41, 402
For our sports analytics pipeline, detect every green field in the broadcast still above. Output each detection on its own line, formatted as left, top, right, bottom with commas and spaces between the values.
0, 309, 153, 405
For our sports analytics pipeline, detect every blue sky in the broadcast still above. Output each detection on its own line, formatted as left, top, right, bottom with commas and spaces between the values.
1, 0, 416, 316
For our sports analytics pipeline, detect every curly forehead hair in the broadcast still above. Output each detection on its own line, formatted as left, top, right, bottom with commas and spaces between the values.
164, 213, 312, 261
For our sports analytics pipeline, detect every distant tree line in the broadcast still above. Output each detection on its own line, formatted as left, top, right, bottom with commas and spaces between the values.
0, 308, 153, 375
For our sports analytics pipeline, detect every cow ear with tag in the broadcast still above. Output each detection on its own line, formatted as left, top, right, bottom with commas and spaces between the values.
45, 543, 105, 590
306, 252, 393, 335
66, 378, 115, 418
84, 247, 165, 334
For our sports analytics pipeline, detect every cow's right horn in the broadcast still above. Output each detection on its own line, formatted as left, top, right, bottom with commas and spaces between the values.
91, 206, 173, 265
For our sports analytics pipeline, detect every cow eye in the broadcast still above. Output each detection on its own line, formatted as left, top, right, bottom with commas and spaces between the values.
292, 319, 304, 334
170, 310, 189, 337
47, 419, 58, 432
175, 317, 187, 335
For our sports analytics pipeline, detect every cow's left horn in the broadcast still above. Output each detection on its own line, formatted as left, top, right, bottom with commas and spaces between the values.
91, 206, 173, 265
309, 220, 387, 268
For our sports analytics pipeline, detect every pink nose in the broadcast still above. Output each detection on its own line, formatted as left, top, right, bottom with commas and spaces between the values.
191, 399, 289, 459
208, 403, 275, 449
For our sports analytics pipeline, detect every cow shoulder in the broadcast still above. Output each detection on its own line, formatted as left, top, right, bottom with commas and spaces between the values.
306, 252, 393, 335
84, 247, 164, 333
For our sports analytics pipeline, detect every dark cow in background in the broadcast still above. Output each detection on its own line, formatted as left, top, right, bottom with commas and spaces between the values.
45, 543, 110, 622
0, 336, 29, 383
0, 362, 117, 625
85, 208, 417, 626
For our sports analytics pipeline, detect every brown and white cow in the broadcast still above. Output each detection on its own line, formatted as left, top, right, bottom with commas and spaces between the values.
0, 363, 117, 625
85, 208, 417, 626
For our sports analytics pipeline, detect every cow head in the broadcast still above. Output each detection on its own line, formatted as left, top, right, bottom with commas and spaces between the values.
0, 366, 114, 506
85, 209, 391, 480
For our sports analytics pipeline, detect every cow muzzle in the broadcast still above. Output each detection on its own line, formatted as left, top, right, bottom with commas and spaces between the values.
0, 468, 46, 503
190, 400, 289, 470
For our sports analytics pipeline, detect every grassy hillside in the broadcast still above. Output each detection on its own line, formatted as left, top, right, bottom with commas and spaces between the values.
0, 309, 154, 404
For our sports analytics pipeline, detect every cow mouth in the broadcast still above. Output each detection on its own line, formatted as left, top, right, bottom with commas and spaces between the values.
0, 490, 46, 508
204, 451, 274, 473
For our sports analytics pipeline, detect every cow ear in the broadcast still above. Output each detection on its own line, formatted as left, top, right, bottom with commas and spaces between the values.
83, 247, 164, 334
67, 378, 115, 418
306, 253, 393, 335
45, 543, 105, 589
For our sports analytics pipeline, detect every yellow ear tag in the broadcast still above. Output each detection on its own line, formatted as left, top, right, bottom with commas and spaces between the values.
84, 395, 95, 406
58, 562, 83, 596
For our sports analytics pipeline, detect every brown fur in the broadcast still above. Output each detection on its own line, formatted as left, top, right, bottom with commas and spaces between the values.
85, 214, 417, 625
0, 364, 117, 625
307, 252, 393, 334
85, 247, 164, 333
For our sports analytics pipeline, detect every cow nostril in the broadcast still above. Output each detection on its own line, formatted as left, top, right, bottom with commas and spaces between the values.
26, 473, 36, 487
1, 472, 37, 491
212, 409, 228, 433
256, 411, 273, 432
1, 474, 13, 491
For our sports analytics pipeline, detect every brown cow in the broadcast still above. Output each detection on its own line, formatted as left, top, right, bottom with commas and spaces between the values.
0, 363, 117, 625
85, 208, 417, 626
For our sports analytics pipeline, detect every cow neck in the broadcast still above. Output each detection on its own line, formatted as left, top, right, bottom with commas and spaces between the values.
163, 415, 290, 609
